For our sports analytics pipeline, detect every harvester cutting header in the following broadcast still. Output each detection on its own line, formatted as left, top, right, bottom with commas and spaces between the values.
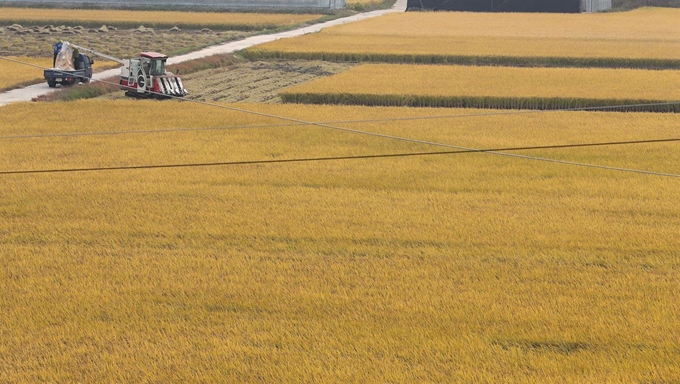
45, 41, 188, 98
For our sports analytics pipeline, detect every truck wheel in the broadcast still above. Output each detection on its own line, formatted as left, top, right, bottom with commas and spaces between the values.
47, 81, 56, 88
82, 77, 90, 84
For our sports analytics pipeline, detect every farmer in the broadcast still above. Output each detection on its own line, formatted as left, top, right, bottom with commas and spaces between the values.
52, 40, 63, 67
72, 47, 80, 69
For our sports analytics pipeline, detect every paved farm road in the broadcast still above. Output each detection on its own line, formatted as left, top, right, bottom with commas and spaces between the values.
0, 0, 406, 107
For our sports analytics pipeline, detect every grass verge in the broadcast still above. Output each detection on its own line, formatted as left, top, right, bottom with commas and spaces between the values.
34, 76, 121, 102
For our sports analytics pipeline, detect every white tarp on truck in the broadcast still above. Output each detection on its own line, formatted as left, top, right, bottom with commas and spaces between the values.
54, 42, 75, 71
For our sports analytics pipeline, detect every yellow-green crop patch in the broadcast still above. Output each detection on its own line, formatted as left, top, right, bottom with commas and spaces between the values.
281, 63, 680, 111
246, 7, 680, 69
0, 56, 51, 91
0, 7, 323, 31
1, 100, 680, 382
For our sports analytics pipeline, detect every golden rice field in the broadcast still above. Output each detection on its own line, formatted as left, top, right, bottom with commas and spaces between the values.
0, 56, 51, 91
1, 100, 680, 382
0, 7, 323, 30
246, 7, 680, 68
281, 63, 680, 110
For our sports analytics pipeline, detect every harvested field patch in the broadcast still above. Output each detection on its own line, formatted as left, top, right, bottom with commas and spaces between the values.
180, 60, 353, 103
90, 59, 353, 103
281, 64, 680, 111
246, 7, 680, 69
1, 101, 680, 382
1, 24, 251, 59
0, 8, 324, 31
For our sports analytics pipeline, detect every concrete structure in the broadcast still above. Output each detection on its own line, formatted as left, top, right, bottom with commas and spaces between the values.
581, 0, 612, 12
0, 0, 346, 10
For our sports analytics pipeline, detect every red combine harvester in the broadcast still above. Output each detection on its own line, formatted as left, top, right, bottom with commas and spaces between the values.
71, 43, 188, 98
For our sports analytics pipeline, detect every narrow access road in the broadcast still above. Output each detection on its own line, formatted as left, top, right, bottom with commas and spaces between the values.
0, 0, 406, 107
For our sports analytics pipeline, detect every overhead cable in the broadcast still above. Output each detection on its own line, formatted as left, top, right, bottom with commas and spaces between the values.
2, 139, 680, 177
1, 56, 679, 179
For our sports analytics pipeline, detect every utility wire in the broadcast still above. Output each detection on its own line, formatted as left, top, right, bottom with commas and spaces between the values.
2, 55, 680, 142
3, 99, 680, 140
2, 139, 680, 177
0, 122, 300, 140
2, 56, 679, 179
3, 55, 680, 142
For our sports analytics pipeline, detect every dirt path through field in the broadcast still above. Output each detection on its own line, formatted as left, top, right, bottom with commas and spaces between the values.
0, 0, 406, 107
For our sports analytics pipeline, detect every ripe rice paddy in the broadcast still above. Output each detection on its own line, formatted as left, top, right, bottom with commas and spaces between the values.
0, 7, 324, 31
0, 56, 51, 91
281, 63, 680, 111
1, 100, 680, 382
246, 7, 680, 68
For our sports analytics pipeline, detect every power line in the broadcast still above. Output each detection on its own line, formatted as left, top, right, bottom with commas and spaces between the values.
4, 55, 680, 111
2, 56, 679, 179
3, 100, 680, 140
2, 138, 679, 177
3, 53, 680, 140
0, 122, 299, 140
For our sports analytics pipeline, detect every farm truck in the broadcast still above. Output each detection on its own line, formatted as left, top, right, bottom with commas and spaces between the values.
44, 41, 93, 87
51, 42, 188, 98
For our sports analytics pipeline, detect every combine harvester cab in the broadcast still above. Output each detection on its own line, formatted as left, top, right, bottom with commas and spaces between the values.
120, 52, 188, 98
